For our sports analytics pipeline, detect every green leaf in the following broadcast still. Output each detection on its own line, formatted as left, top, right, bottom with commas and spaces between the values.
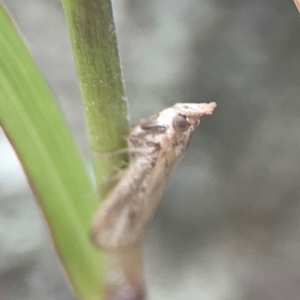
0, 5, 103, 300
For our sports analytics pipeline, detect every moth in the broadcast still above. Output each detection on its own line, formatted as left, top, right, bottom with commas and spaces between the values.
90, 102, 216, 251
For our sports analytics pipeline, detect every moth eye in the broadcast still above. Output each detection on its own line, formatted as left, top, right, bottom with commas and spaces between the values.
172, 115, 190, 132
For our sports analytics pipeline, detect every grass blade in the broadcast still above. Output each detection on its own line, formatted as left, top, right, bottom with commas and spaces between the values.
0, 5, 103, 300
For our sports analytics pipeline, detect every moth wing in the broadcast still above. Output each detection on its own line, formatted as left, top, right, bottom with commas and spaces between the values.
90, 151, 173, 252
136, 152, 171, 226
132, 149, 182, 235
90, 156, 157, 251
111, 152, 170, 250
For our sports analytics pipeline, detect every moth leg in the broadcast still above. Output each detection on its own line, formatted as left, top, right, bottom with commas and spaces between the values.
90, 147, 129, 157
90, 147, 153, 161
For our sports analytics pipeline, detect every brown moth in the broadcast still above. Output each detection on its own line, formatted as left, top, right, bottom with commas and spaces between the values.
90, 102, 217, 251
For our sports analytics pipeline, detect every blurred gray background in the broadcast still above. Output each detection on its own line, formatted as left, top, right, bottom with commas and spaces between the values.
1, 0, 300, 299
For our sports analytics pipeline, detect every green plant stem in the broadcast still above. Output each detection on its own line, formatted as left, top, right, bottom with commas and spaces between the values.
60, 2, 146, 300
61, 0, 130, 198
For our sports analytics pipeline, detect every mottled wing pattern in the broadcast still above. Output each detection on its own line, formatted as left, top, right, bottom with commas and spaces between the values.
114, 151, 172, 248
90, 153, 159, 251
134, 151, 175, 227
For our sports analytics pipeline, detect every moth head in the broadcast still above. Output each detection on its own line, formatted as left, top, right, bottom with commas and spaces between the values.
129, 102, 216, 148
173, 102, 217, 129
